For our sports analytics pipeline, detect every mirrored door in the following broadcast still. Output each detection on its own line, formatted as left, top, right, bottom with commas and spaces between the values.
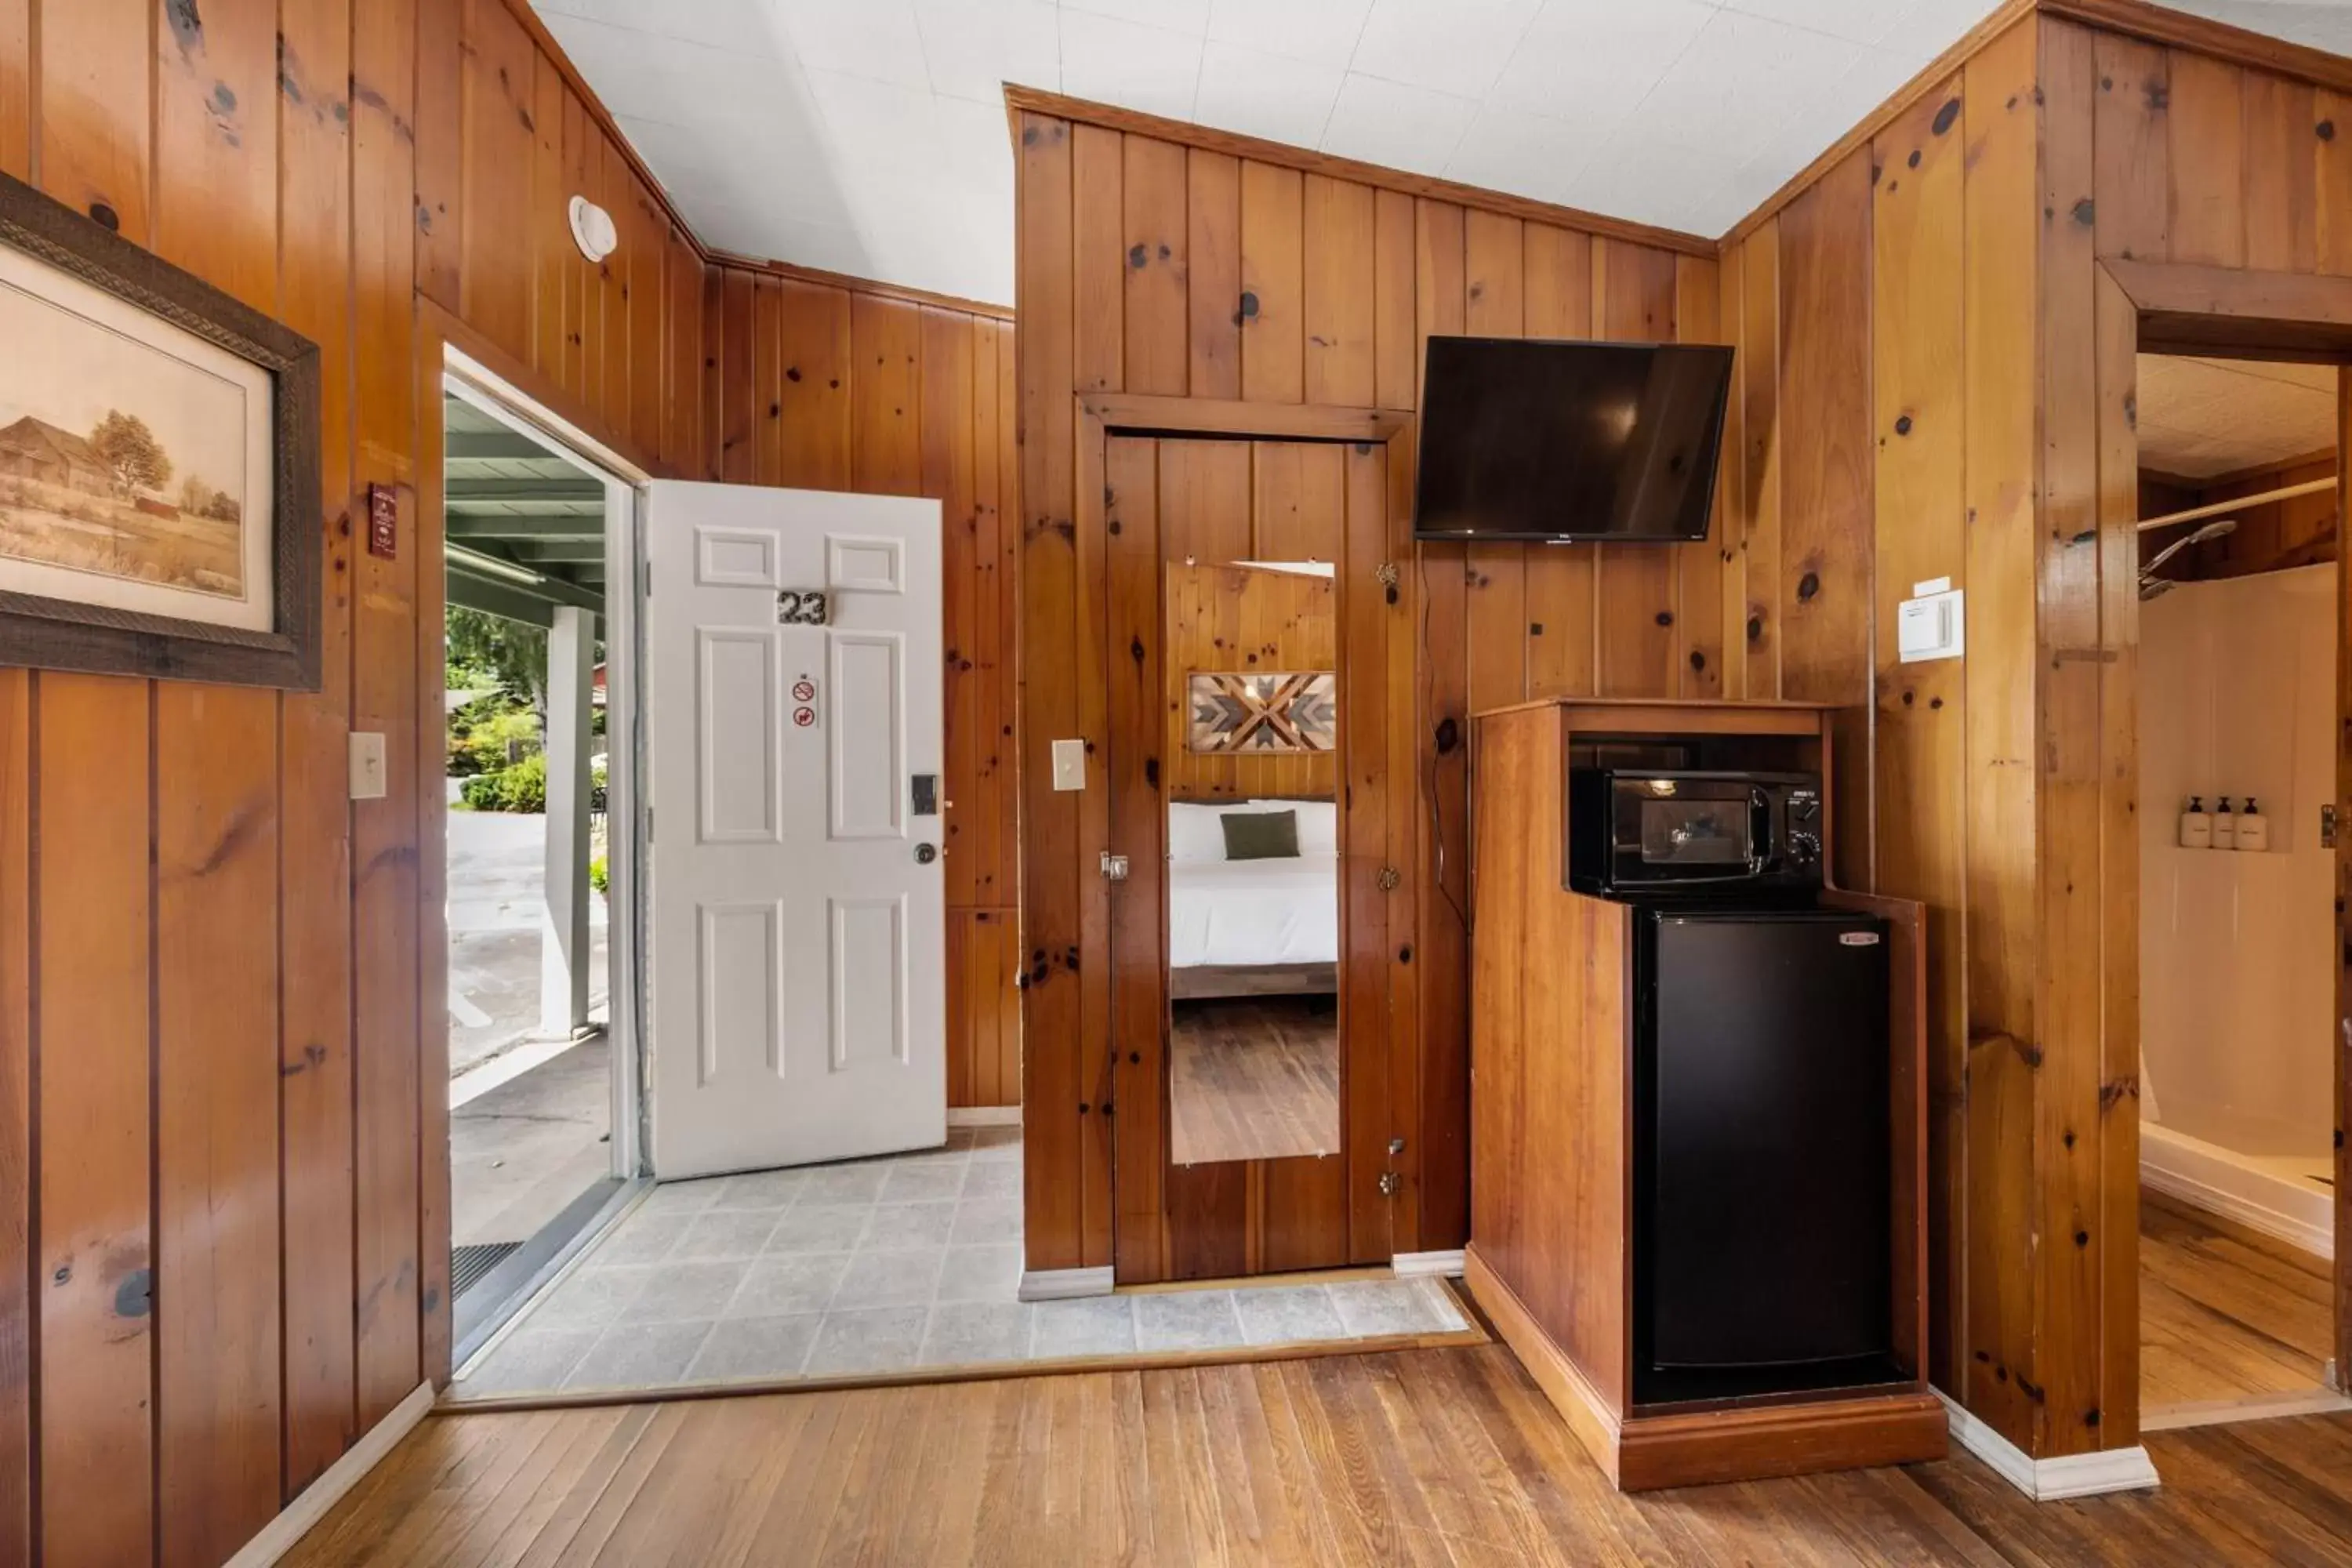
1105, 433, 1403, 1283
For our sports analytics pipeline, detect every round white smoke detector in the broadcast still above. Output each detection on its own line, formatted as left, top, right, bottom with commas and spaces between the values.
569, 196, 619, 263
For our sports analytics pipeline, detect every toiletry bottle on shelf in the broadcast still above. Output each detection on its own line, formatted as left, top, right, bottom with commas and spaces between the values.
2236, 797, 2268, 851
2212, 797, 2235, 850
2180, 796, 2212, 848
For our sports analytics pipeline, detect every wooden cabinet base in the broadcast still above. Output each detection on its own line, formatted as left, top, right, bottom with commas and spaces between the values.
1466, 1247, 1948, 1491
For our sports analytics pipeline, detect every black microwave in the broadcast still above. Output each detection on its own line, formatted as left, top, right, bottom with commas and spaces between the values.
1567, 769, 1823, 898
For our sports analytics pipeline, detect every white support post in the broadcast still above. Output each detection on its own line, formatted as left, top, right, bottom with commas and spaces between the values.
541, 604, 593, 1036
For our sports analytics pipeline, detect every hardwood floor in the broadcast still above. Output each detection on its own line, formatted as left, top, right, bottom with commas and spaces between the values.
283, 1344, 2352, 1566
2141, 1193, 2336, 1416
1169, 996, 1340, 1166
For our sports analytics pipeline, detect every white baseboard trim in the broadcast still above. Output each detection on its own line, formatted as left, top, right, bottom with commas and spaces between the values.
1018, 1265, 1113, 1301
948, 1105, 1022, 1128
226, 1380, 434, 1566
2140, 1145, 2332, 1261
1391, 1250, 1466, 1279
1938, 1393, 2160, 1501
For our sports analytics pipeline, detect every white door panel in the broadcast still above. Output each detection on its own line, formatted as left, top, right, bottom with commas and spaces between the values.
647, 481, 946, 1179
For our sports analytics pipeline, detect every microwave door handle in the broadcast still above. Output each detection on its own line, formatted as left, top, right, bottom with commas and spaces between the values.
1748, 788, 1773, 875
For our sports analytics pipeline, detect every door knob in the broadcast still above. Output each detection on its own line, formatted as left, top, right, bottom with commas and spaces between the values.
915, 843, 938, 865
1099, 851, 1130, 882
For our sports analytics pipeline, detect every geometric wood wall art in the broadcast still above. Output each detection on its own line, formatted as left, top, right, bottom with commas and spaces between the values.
1186, 671, 1335, 753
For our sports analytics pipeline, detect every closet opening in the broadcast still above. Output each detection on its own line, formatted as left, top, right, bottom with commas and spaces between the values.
2135, 350, 2346, 1431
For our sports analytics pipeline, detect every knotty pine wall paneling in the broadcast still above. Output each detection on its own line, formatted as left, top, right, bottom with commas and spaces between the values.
0, 0, 706, 1559
1012, 99, 1733, 1274
700, 262, 1022, 1109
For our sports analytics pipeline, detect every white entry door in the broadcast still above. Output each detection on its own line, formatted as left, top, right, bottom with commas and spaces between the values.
644, 481, 946, 1179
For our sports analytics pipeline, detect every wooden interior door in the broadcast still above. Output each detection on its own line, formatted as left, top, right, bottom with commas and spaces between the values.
1105, 434, 1407, 1283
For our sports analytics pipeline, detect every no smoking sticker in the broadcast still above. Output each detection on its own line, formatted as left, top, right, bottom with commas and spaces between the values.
793, 706, 816, 728
793, 678, 816, 702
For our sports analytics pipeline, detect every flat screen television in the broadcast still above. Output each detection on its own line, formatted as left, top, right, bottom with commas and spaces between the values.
1413, 336, 1734, 543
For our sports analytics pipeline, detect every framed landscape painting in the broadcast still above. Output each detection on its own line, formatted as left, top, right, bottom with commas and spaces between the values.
0, 170, 319, 689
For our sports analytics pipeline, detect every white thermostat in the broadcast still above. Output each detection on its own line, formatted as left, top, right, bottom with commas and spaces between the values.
1896, 578, 1964, 663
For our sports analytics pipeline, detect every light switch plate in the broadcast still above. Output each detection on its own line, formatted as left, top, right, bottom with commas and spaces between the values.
349, 731, 388, 800
1051, 738, 1086, 792
1897, 587, 1965, 663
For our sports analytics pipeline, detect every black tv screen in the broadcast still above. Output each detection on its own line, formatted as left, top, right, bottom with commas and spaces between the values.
1413, 336, 1734, 543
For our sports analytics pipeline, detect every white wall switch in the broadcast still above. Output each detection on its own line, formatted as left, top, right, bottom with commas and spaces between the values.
1051, 738, 1087, 792
1896, 586, 1965, 663
349, 731, 388, 800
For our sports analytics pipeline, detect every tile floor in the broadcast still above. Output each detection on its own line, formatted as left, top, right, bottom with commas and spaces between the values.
453, 1126, 1473, 1397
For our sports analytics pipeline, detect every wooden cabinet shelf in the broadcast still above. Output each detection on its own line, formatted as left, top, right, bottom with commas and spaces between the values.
1465, 698, 1942, 1491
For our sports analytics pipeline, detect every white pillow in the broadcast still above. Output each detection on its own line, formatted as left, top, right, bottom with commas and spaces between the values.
1255, 798, 1338, 856
1167, 801, 1245, 864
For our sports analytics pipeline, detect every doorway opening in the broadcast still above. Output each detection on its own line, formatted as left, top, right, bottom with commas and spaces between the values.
2133, 350, 2346, 1431
439, 365, 646, 1365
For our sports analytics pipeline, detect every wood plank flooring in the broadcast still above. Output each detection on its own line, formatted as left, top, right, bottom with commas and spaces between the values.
283, 1344, 2352, 1566
1169, 997, 1340, 1166
2141, 1194, 2336, 1412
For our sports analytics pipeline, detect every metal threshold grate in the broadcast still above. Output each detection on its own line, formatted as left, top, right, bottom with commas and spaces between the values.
452, 1241, 524, 1300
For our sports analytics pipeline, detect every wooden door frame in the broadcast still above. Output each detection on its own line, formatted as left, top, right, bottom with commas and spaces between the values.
1076, 392, 1418, 1283
2092, 257, 2352, 1403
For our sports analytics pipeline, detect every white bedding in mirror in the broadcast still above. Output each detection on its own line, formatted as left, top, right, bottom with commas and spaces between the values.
1167, 853, 1341, 970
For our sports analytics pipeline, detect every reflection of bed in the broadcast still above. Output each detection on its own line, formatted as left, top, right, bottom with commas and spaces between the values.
1167, 800, 1338, 1000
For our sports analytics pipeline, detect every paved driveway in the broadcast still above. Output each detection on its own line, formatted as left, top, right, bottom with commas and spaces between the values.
447, 790, 608, 1078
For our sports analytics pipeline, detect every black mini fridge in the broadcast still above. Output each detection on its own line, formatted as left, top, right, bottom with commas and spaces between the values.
1631, 902, 1894, 1404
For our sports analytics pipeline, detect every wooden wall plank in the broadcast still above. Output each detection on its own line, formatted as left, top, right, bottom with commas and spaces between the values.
1106, 435, 1165, 1282
2034, 15, 2106, 1461
775, 278, 853, 491
1304, 176, 1377, 407
1739, 220, 1783, 701
1018, 113, 1086, 1270
664, 223, 704, 474
1713, 243, 1748, 701
1373, 190, 1417, 411
155, 0, 278, 311
975, 321, 1015, 916
1958, 16, 2043, 1450
529, 52, 569, 385
1342, 440, 1394, 1262
0, 0, 26, 180
2244, 73, 2318, 274
1073, 124, 1126, 394
0, 672, 24, 1565
1240, 162, 1305, 404
156, 688, 284, 1568
1123, 136, 1189, 396
2092, 34, 2170, 263
852, 294, 924, 495
2167, 53, 2247, 268
35, 675, 153, 1568
1412, 197, 1469, 1252
718, 268, 756, 483
1523, 225, 1596, 701
414, 0, 463, 310
2318, 89, 2352, 276
753, 274, 784, 487
1673, 254, 1725, 702
1187, 150, 1242, 401
1593, 240, 1679, 698
458, 0, 537, 360
927, 307, 981, 913
38, 0, 149, 237
1871, 71, 1969, 1399
352, 0, 422, 1432
1777, 154, 1875, 891
560, 89, 594, 401
1464, 209, 1527, 720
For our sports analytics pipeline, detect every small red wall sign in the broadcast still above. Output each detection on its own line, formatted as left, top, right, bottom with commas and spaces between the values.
367, 483, 398, 560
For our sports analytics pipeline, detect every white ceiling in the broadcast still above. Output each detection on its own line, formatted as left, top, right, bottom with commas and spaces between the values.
531, 0, 2352, 307
2138, 355, 2339, 481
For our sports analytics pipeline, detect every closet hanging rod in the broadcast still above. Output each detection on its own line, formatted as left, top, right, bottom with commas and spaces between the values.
2136, 476, 2336, 532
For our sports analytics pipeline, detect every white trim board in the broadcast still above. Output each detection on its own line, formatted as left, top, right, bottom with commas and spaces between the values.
224, 1381, 434, 1566
1018, 1266, 1113, 1301
1391, 1250, 1465, 1279
947, 1105, 1022, 1128
2139, 1151, 2333, 1261
1939, 1394, 2160, 1501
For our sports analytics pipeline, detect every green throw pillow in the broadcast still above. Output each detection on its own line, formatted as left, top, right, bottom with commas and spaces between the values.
1221, 809, 1299, 860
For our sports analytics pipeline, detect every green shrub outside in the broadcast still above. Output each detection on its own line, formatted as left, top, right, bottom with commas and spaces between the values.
459, 751, 546, 813
447, 702, 541, 779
